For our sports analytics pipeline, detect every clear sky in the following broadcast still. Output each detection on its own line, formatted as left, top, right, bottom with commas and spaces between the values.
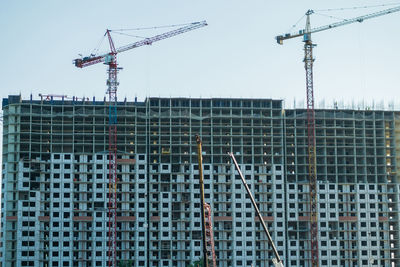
0, 0, 399, 108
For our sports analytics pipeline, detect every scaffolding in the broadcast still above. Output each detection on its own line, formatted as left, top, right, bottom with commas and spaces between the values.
1, 95, 400, 267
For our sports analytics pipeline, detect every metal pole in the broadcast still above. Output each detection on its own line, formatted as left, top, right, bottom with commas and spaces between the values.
229, 153, 284, 267
196, 135, 209, 267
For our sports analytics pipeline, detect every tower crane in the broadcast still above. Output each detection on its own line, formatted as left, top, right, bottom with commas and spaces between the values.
74, 21, 207, 267
275, 5, 400, 267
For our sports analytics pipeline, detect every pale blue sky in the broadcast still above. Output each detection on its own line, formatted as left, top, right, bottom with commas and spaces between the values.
0, 0, 399, 107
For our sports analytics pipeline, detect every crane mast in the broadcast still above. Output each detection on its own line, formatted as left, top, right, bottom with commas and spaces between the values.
303, 10, 319, 267
74, 21, 207, 267
105, 29, 119, 267
275, 5, 400, 267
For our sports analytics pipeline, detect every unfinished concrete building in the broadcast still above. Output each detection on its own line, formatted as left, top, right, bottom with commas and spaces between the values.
1, 95, 399, 267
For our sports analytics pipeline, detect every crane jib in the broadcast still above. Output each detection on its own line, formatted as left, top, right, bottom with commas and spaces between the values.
116, 21, 207, 54
74, 20, 208, 68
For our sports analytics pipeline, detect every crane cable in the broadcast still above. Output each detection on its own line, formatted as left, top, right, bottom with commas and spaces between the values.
312, 12, 347, 22
88, 22, 198, 57
90, 22, 200, 56
109, 31, 149, 40
313, 3, 400, 23
111, 22, 200, 32
285, 14, 306, 34
90, 34, 107, 57
315, 2, 400, 12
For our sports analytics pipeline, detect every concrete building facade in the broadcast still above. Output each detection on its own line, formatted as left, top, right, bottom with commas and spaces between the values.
1, 95, 399, 266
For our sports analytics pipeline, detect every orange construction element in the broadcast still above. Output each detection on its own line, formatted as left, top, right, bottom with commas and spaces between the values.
204, 203, 217, 267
